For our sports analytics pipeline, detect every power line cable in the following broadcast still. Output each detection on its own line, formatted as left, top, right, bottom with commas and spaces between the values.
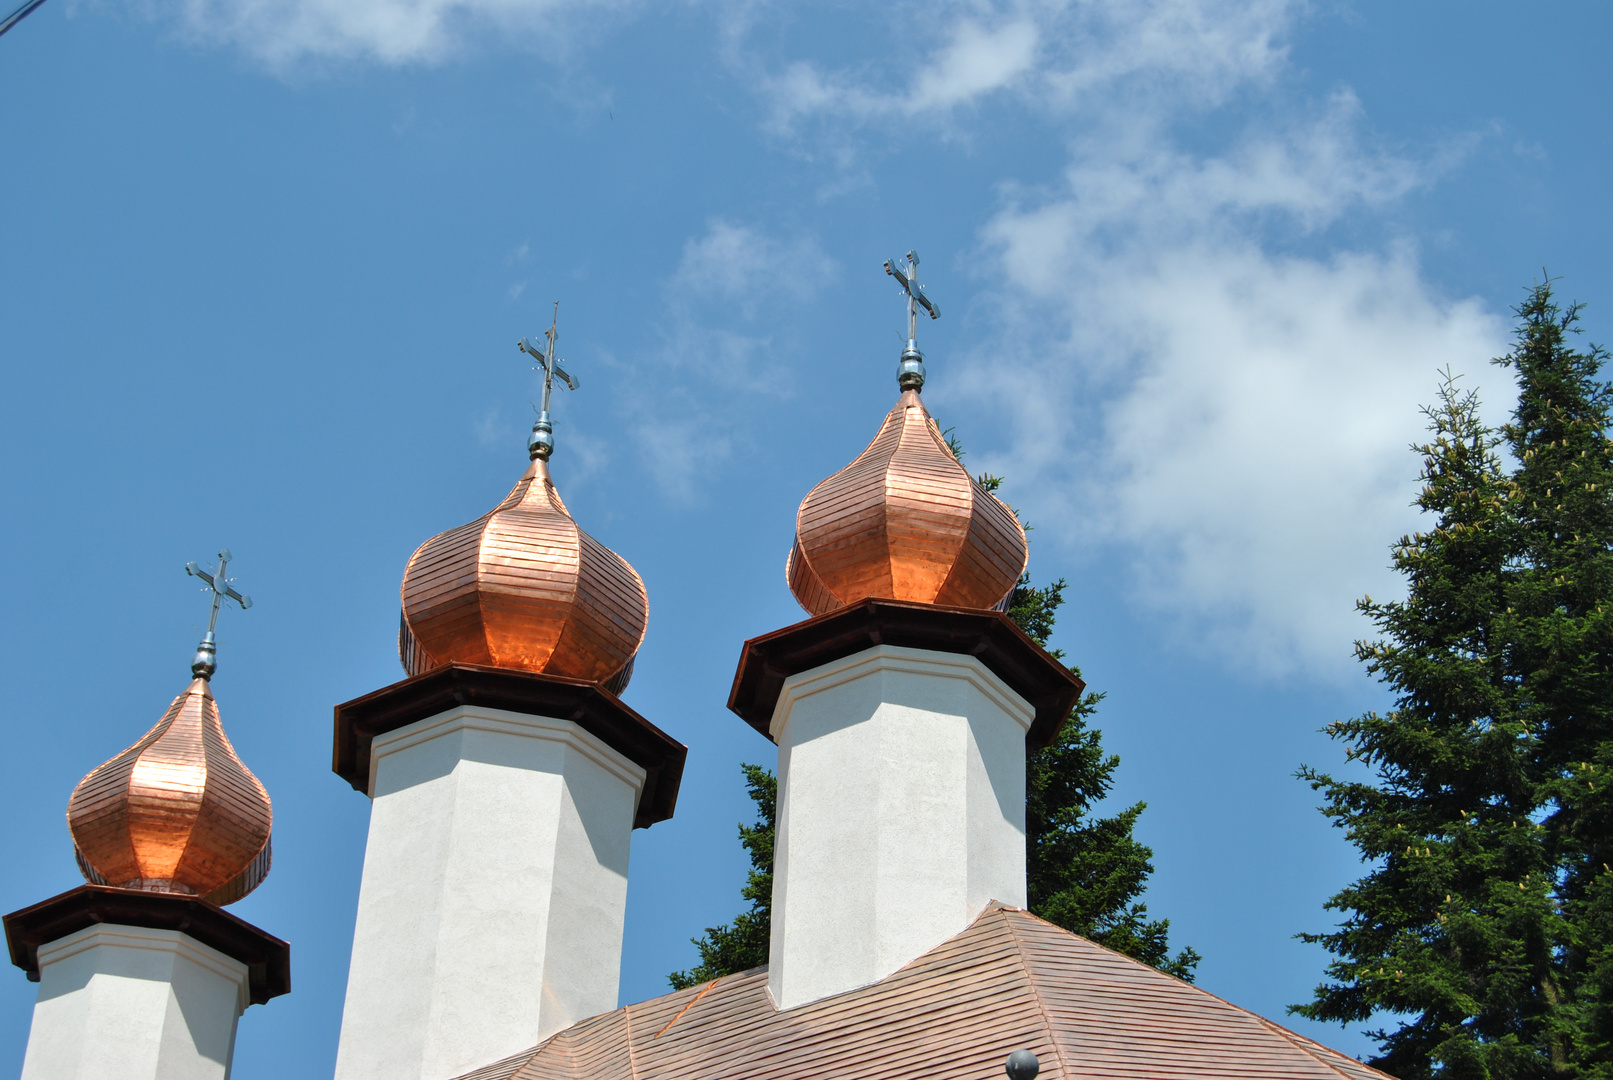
0, 0, 49, 39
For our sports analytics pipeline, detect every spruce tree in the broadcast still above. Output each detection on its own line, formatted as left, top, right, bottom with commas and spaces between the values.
671, 452, 1197, 986
1295, 373, 1545, 1079
1499, 284, 1613, 1079
1297, 282, 1613, 1080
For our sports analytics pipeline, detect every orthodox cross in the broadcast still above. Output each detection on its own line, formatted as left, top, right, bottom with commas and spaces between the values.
884, 251, 939, 391
185, 549, 252, 679
517, 302, 579, 461
885, 250, 940, 342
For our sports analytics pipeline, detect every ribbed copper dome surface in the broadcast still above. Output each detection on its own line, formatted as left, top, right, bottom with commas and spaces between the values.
399, 456, 648, 692
68, 677, 272, 906
787, 389, 1028, 616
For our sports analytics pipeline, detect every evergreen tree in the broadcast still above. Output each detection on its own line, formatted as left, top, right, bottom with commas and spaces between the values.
1294, 373, 1546, 1079
1500, 285, 1613, 1079
1296, 282, 1613, 1080
671, 449, 1197, 986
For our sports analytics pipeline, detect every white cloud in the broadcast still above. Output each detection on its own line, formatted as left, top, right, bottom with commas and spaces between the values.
156, 0, 1509, 678
169, 0, 630, 66
909, 20, 1040, 110
756, 0, 1295, 132
659, 221, 836, 387
722, 0, 1500, 677
612, 221, 837, 501
960, 108, 1503, 677
671, 221, 837, 316
1083, 249, 1499, 676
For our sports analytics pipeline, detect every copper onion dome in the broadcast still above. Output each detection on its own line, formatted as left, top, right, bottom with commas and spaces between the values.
68, 556, 271, 905
787, 388, 1028, 616
399, 321, 647, 692
399, 456, 648, 691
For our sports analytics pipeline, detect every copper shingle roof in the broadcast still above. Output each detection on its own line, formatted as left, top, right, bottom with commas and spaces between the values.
451, 905, 1388, 1080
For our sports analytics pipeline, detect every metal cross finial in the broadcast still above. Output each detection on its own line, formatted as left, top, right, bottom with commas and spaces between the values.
517, 301, 580, 461
184, 549, 252, 680
884, 250, 940, 392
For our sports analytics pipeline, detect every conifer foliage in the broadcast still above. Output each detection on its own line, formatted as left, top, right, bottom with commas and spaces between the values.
670, 457, 1198, 987
1296, 282, 1613, 1080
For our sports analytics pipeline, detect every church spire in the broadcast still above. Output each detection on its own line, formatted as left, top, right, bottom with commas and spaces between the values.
400, 307, 646, 691
785, 252, 1026, 615
66, 552, 273, 905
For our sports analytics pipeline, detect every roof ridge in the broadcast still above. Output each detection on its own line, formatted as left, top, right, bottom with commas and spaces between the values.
450, 1045, 541, 1080
653, 973, 725, 1038
622, 998, 642, 1080
996, 906, 1389, 1080
1000, 905, 1206, 989
997, 906, 1068, 1080
1254, 1016, 1393, 1080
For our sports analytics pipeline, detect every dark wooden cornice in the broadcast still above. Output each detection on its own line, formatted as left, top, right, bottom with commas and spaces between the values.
4, 885, 290, 1005
332, 663, 686, 829
728, 597, 1084, 749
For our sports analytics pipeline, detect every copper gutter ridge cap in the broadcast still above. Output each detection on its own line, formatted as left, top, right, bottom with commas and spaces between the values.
728, 597, 1083, 749
332, 663, 686, 829
3, 884, 290, 1005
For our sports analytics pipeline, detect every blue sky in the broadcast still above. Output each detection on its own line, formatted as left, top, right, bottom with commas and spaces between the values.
2, 1, 1610, 1075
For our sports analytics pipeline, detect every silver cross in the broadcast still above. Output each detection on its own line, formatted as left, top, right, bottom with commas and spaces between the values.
517, 301, 579, 461
884, 251, 939, 391
185, 549, 252, 679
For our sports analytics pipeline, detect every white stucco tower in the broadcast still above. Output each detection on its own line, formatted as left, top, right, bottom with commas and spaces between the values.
330, 381, 685, 1080
743, 308, 1082, 1011
4, 594, 288, 1080
5, 888, 291, 1080
330, 665, 685, 1080
729, 598, 1081, 1010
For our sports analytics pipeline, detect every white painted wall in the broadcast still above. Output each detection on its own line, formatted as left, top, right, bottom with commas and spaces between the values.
768, 645, 1033, 1010
20, 924, 249, 1080
333, 705, 646, 1080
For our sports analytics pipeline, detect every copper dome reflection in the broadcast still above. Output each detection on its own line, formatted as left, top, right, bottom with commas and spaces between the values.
399, 456, 648, 694
67, 676, 273, 906
788, 389, 1028, 616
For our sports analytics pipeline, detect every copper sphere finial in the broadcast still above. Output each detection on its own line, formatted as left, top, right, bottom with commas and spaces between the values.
67, 675, 273, 905
787, 388, 1028, 615
399, 454, 648, 693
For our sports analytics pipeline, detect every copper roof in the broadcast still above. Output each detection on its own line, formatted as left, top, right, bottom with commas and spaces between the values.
400, 456, 648, 692
452, 905, 1387, 1080
66, 677, 272, 905
787, 390, 1028, 616
332, 663, 686, 829
728, 599, 1084, 749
